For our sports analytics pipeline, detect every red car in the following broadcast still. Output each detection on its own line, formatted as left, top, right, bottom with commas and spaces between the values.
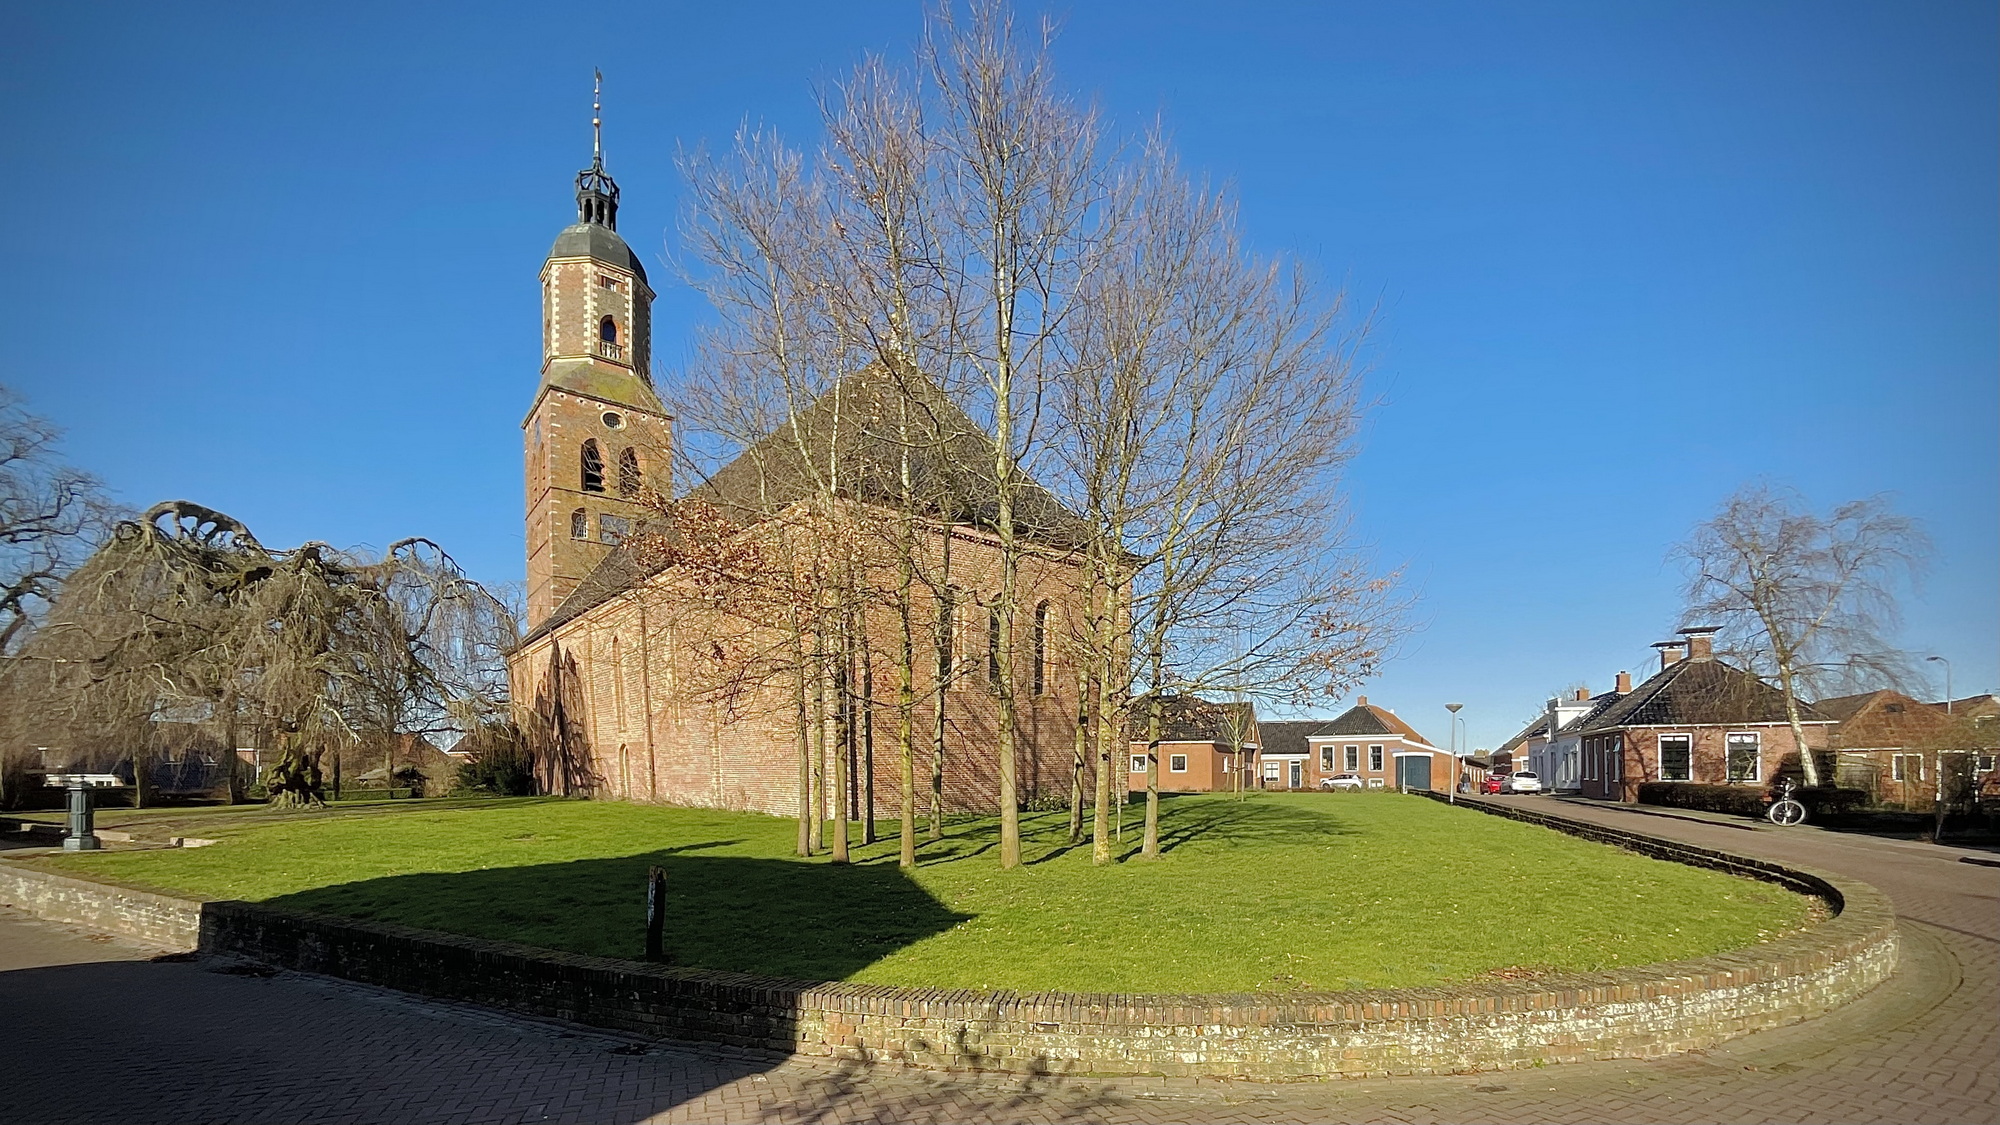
1482, 774, 1507, 794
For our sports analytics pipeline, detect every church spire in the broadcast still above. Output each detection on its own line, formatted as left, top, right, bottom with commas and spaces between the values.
576, 68, 619, 229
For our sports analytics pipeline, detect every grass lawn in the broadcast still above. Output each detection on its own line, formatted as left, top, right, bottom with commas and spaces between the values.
24, 792, 1814, 993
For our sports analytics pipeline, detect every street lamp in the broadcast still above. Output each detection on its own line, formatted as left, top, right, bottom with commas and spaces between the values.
1927, 655, 1952, 714
1445, 703, 1464, 802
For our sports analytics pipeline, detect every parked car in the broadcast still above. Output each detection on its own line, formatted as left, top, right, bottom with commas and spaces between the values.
1319, 773, 1364, 791
1482, 773, 1507, 794
1504, 771, 1545, 794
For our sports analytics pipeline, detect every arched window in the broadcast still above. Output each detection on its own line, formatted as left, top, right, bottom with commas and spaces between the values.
570, 508, 588, 539
617, 447, 641, 497
1032, 601, 1049, 696
580, 439, 605, 493
935, 588, 955, 683
599, 316, 619, 344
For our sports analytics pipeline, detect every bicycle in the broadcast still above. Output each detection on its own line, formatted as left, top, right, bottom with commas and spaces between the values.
1766, 778, 1807, 826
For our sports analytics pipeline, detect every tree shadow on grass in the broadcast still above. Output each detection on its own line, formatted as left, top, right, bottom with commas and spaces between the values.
260, 841, 972, 983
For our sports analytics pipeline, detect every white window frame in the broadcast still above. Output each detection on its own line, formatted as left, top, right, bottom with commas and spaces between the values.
1725, 731, 1761, 784
1658, 734, 1692, 782
1130, 754, 1147, 774
1344, 745, 1359, 771
1319, 746, 1334, 771
1263, 761, 1281, 782
1892, 754, 1923, 782
1368, 745, 1384, 772
1169, 754, 1188, 773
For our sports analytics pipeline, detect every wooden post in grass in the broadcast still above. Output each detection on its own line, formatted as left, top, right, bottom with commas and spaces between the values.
644, 865, 667, 962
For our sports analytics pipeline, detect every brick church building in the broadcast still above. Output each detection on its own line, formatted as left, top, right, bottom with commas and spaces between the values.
504, 130, 1088, 819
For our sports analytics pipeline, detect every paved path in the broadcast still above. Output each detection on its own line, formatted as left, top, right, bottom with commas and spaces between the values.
2, 800, 1994, 1125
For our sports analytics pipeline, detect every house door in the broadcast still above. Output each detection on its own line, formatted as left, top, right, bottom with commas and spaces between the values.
1396, 755, 1432, 791
1288, 761, 1302, 789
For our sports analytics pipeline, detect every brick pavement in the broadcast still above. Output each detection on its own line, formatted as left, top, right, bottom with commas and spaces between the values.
1, 799, 1994, 1124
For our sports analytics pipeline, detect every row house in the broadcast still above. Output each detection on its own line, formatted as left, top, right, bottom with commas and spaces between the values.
1504, 674, 1633, 793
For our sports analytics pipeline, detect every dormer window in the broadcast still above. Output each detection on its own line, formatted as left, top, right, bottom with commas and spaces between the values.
580, 439, 605, 493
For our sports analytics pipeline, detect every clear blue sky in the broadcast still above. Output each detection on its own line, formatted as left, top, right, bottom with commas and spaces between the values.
4, 1, 1993, 749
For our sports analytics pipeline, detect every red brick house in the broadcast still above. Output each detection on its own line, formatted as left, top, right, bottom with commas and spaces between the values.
1818, 689, 2000, 808
1126, 695, 1260, 793
1572, 629, 1836, 802
1253, 698, 1452, 791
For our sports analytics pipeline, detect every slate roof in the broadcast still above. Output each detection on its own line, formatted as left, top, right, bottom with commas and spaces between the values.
1572, 657, 1831, 733
1495, 715, 1548, 757
1127, 695, 1258, 744
1318, 702, 1438, 748
549, 221, 648, 283
1256, 720, 1324, 758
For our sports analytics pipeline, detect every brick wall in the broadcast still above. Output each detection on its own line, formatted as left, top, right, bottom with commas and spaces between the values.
0, 834, 1898, 1080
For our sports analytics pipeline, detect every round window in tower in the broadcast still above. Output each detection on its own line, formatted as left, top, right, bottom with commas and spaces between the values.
602, 411, 625, 430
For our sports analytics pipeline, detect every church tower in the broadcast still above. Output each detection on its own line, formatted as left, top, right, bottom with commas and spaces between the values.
524, 77, 671, 628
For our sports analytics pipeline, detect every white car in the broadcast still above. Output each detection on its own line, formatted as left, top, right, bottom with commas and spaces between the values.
1504, 771, 1545, 794
1319, 773, 1365, 791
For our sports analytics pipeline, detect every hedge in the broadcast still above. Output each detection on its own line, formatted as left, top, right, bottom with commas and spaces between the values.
1637, 782, 1870, 819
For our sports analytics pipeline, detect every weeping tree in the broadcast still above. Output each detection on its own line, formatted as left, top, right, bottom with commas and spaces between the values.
0, 501, 516, 809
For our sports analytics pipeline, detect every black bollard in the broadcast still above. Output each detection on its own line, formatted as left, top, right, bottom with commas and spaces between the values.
644, 865, 668, 962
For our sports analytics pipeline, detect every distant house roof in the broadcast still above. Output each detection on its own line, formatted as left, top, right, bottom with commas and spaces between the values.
1256, 720, 1324, 758
1316, 700, 1438, 748
1128, 695, 1258, 744
1496, 715, 1548, 757
1822, 689, 1970, 751
1573, 657, 1831, 734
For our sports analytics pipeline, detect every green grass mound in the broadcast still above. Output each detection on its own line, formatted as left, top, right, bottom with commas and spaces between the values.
34, 792, 1813, 993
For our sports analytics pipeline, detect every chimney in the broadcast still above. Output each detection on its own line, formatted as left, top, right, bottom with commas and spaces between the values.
1615, 670, 1632, 694
1651, 641, 1686, 670
1680, 626, 1719, 661
1573, 687, 1589, 702
1357, 695, 1367, 707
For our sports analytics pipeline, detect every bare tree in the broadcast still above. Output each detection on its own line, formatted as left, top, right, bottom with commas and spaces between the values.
1675, 484, 1928, 788
0, 501, 517, 809
0, 386, 116, 657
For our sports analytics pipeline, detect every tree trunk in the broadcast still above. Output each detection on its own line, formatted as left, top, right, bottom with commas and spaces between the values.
898, 551, 917, 868
811, 646, 827, 854
793, 616, 812, 856
1090, 576, 1114, 865
831, 641, 850, 864
1142, 694, 1162, 857
861, 647, 876, 846
1068, 664, 1087, 845
1775, 664, 1823, 787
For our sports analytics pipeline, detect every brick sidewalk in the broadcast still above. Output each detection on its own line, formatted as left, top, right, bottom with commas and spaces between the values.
2, 799, 1995, 1124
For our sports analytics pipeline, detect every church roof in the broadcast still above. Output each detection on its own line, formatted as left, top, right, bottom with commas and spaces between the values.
547, 222, 648, 284
520, 367, 1093, 647
685, 366, 1093, 549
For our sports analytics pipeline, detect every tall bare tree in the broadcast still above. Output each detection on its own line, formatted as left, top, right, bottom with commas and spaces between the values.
1675, 484, 1928, 788
0, 386, 115, 657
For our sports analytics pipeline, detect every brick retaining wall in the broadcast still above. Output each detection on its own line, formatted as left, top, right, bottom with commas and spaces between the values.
0, 808, 1899, 1079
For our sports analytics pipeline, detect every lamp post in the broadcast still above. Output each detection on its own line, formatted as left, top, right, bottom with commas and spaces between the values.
1927, 655, 1952, 714
1445, 703, 1464, 803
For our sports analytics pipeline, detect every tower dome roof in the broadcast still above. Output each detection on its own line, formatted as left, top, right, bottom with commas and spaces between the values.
547, 222, 647, 283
